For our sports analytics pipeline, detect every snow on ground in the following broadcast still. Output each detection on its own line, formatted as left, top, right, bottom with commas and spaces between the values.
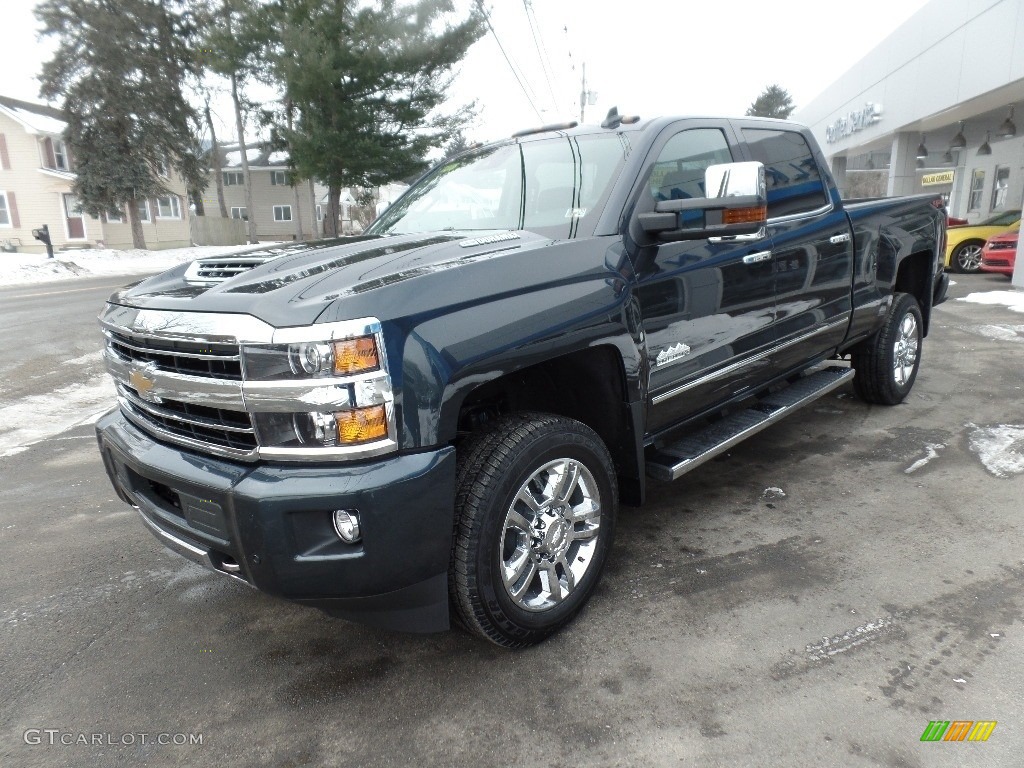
0, 243, 275, 288
0, 375, 114, 459
967, 424, 1024, 479
958, 290, 1024, 313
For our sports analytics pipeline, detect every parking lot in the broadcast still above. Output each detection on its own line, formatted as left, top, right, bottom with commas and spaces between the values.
1, 272, 1022, 768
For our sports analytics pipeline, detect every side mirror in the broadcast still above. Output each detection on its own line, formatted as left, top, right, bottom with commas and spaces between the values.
639, 161, 767, 240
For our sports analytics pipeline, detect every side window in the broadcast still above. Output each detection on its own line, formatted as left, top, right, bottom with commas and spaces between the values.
742, 128, 828, 218
648, 129, 732, 203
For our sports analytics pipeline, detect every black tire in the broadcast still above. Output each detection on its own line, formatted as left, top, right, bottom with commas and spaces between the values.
950, 240, 984, 273
450, 413, 617, 648
851, 293, 923, 405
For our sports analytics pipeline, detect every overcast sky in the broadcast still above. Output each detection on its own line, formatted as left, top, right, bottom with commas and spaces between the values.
3, 0, 932, 146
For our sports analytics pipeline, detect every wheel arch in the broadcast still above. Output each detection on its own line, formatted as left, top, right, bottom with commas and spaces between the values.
450, 345, 646, 506
895, 249, 935, 336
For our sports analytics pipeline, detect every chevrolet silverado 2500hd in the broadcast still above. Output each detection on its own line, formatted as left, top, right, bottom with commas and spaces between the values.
95, 113, 948, 647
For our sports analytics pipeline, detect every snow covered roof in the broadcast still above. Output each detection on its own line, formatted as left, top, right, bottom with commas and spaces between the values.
216, 143, 289, 169
0, 95, 67, 136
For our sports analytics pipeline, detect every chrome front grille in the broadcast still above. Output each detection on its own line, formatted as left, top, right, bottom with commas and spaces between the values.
118, 384, 257, 452
106, 331, 242, 380
101, 310, 261, 460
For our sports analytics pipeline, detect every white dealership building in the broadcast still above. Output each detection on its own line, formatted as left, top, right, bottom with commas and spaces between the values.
795, 0, 1024, 285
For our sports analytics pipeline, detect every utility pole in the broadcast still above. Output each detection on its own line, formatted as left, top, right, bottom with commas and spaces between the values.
579, 62, 597, 123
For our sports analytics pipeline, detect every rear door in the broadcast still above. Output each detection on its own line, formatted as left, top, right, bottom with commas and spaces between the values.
738, 126, 854, 372
627, 121, 777, 434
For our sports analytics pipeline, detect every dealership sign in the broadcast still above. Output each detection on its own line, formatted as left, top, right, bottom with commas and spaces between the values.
825, 103, 883, 144
921, 170, 955, 186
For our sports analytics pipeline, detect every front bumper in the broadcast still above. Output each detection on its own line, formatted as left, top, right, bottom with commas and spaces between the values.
96, 409, 456, 633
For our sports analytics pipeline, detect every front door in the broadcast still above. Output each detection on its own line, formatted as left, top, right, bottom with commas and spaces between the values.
63, 193, 85, 239
629, 124, 777, 435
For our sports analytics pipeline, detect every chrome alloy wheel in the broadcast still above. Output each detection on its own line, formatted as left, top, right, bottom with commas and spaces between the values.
893, 312, 920, 386
499, 458, 602, 612
956, 244, 983, 271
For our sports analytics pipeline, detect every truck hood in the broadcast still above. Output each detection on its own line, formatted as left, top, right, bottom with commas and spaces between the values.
109, 231, 550, 327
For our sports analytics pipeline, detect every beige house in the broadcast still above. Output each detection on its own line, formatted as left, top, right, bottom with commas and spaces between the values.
212, 143, 392, 240
0, 95, 192, 255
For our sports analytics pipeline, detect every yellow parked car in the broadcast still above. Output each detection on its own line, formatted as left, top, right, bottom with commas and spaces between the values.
945, 211, 1020, 273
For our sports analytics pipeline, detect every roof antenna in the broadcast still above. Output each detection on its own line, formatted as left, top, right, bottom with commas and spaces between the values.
601, 106, 622, 129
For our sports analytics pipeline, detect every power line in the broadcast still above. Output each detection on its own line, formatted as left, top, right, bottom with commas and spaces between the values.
475, 0, 544, 122
522, 0, 559, 114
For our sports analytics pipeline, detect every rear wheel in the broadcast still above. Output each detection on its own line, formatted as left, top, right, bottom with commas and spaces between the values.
951, 240, 984, 273
450, 413, 617, 648
851, 292, 923, 405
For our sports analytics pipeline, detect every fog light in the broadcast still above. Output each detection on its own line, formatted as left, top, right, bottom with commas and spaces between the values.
332, 509, 361, 543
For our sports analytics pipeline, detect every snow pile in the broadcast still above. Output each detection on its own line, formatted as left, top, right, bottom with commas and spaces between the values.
958, 290, 1024, 314
0, 243, 278, 287
967, 424, 1024, 478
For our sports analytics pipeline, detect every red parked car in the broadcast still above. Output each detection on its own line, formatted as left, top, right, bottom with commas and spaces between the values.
981, 230, 1018, 276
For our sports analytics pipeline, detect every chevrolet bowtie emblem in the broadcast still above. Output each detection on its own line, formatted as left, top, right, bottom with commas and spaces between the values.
656, 343, 691, 367
129, 363, 160, 402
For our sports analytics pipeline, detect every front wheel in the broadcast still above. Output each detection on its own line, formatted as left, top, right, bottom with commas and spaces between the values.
450, 413, 617, 648
851, 292, 923, 405
951, 241, 984, 273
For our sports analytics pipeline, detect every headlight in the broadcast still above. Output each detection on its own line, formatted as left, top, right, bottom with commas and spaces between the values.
238, 319, 396, 457
243, 334, 381, 380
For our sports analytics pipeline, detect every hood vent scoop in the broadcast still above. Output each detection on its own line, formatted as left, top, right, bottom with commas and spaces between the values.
184, 249, 293, 284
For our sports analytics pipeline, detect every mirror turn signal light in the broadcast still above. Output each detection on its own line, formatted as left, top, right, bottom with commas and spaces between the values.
722, 205, 767, 225
335, 405, 388, 444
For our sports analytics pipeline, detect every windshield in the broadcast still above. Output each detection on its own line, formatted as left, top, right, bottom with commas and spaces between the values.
368, 133, 631, 239
981, 210, 1021, 226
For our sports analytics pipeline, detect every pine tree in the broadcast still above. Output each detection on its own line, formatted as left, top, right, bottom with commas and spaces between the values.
266, 0, 484, 236
199, 0, 268, 243
37, 0, 207, 249
745, 85, 796, 120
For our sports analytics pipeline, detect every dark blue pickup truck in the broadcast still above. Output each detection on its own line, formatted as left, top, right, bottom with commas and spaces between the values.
95, 112, 948, 647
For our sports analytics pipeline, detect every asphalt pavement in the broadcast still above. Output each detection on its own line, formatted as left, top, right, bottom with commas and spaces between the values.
1, 272, 1022, 768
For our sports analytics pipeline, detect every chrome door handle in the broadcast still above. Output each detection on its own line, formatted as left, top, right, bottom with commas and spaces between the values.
742, 251, 772, 264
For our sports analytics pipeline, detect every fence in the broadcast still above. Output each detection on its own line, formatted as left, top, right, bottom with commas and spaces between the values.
190, 216, 247, 247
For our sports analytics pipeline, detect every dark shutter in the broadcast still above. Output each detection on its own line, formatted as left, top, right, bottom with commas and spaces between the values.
0, 134, 9, 170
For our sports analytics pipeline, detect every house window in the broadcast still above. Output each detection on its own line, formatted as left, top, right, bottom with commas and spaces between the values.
222, 171, 244, 186
968, 170, 986, 211
53, 140, 68, 171
316, 205, 323, 221
106, 208, 123, 223
135, 199, 151, 222
270, 170, 288, 186
156, 196, 181, 219
990, 166, 1010, 210
273, 205, 292, 222
156, 155, 169, 178
230, 206, 248, 220
0, 192, 10, 226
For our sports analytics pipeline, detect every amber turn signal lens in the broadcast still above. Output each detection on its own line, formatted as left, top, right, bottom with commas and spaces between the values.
332, 336, 379, 375
335, 405, 388, 444
722, 205, 767, 225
